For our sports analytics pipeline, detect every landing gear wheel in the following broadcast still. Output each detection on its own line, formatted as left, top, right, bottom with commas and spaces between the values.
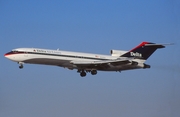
18, 62, 24, 69
19, 65, 23, 69
91, 70, 97, 75
80, 72, 86, 77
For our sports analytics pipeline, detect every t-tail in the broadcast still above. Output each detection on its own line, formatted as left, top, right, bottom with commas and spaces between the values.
121, 42, 166, 60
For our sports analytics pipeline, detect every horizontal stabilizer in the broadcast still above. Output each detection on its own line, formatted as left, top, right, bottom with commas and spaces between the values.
144, 43, 174, 48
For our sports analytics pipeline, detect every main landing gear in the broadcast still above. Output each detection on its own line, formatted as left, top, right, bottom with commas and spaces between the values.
78, 70, 97, 77
18, 62, 24, 69
80, 71, 86, 77
91, 70, 97, 75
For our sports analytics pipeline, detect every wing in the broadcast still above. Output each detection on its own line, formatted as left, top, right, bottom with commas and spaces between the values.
70, 58, 135, 69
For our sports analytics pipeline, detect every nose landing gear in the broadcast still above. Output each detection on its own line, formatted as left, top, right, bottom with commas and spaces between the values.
18, 62, 24, 69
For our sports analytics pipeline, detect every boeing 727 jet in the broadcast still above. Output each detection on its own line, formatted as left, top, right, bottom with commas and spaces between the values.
4, 42, 169, 77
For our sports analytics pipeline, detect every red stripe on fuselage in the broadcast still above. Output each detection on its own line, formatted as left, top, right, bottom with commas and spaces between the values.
4, 51, 25, 56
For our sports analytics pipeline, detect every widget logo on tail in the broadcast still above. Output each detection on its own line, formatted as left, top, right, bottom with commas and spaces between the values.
121, 42, 166, 60
130, 52, 142, 57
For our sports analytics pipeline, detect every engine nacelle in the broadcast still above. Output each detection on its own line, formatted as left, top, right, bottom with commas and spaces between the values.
110, 50, 127, 56
143, 63, 151, 69
135, 63, 151, 69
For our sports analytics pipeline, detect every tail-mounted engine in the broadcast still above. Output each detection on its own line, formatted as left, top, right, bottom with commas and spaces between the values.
110, 50, 127, 56
143, 63, 151, 69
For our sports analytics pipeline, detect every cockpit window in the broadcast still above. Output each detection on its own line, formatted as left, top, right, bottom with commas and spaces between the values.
12, 50, 18, 53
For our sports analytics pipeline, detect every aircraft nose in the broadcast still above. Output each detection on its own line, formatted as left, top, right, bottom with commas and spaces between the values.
4, 52, 14, 60
4, 53, 10, 59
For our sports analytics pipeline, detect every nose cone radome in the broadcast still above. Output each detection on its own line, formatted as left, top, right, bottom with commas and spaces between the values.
4, 52, 14, 60
4, 53, 10, 59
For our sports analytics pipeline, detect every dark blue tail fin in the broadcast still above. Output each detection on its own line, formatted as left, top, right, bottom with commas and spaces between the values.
121, 42, 165, 60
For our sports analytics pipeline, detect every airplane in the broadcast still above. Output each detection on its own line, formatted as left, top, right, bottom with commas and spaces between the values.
4, 42, 170, 77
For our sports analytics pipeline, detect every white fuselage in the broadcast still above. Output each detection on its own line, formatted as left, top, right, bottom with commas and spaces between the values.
4, 42, 168, 77
4, 48, 146, 71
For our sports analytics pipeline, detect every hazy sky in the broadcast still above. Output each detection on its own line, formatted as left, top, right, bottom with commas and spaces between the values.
1, 0, 180, 117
